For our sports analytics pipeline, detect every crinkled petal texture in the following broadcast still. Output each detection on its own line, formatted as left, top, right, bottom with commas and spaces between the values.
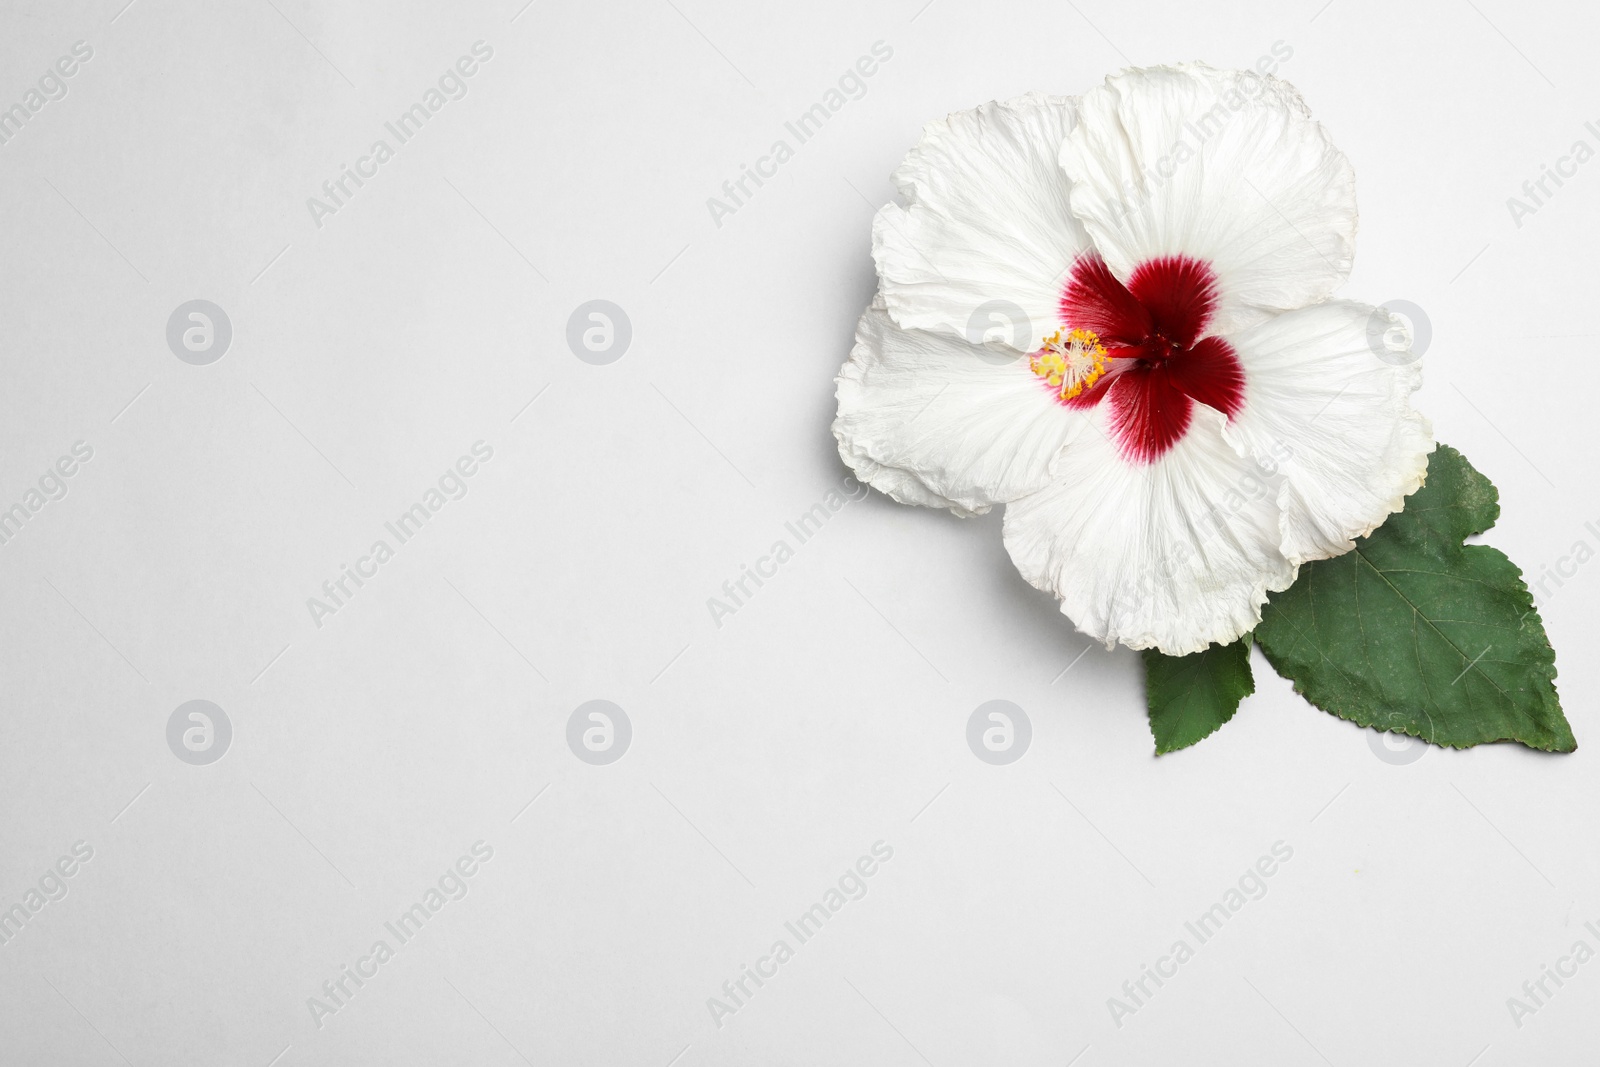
1003, 406, 1297, 655
874, 93, 1091, 349
843, 452, 980, 518
1221, 301, 1435, 564
1061, 64, 1357, 337
834, 300, 1077, 514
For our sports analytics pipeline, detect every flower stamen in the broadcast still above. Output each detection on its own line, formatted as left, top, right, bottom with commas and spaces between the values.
1030, 328, 1109, 400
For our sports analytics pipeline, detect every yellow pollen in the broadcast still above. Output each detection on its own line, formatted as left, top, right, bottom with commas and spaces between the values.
1030, 327, 1108, 400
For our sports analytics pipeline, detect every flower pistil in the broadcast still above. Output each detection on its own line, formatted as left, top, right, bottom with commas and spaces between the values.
1030, 327, 1109, 401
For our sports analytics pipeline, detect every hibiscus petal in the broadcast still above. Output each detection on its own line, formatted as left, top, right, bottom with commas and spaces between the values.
1219, 301, 1435, 564
1165, 335, 1246, 418
1106, 363, 1195, 464
873, 93, 1093, 349
1002, 407, 1297, 655
1059, 253, 1152, 347
1126, 255, 1221, 349
834, 299, 1080, 513
1060, 64, 1357, 336
844, 453, 981, 517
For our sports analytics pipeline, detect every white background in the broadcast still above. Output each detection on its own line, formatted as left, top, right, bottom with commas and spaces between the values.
1, 0, 1597, 1064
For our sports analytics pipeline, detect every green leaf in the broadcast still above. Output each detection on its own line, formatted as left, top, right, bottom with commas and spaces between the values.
1143, 638, 1255, 754
1256, 444, 1573, 752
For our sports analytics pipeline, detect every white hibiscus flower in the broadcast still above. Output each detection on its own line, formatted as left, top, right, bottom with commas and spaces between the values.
833, 64, 1434, 656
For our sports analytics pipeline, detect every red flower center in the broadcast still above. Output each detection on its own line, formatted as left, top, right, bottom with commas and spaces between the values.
1052, 253, 1245, 463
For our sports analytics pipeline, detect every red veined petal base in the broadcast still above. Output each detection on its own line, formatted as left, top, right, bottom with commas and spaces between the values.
1055, 253, 1245, 463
